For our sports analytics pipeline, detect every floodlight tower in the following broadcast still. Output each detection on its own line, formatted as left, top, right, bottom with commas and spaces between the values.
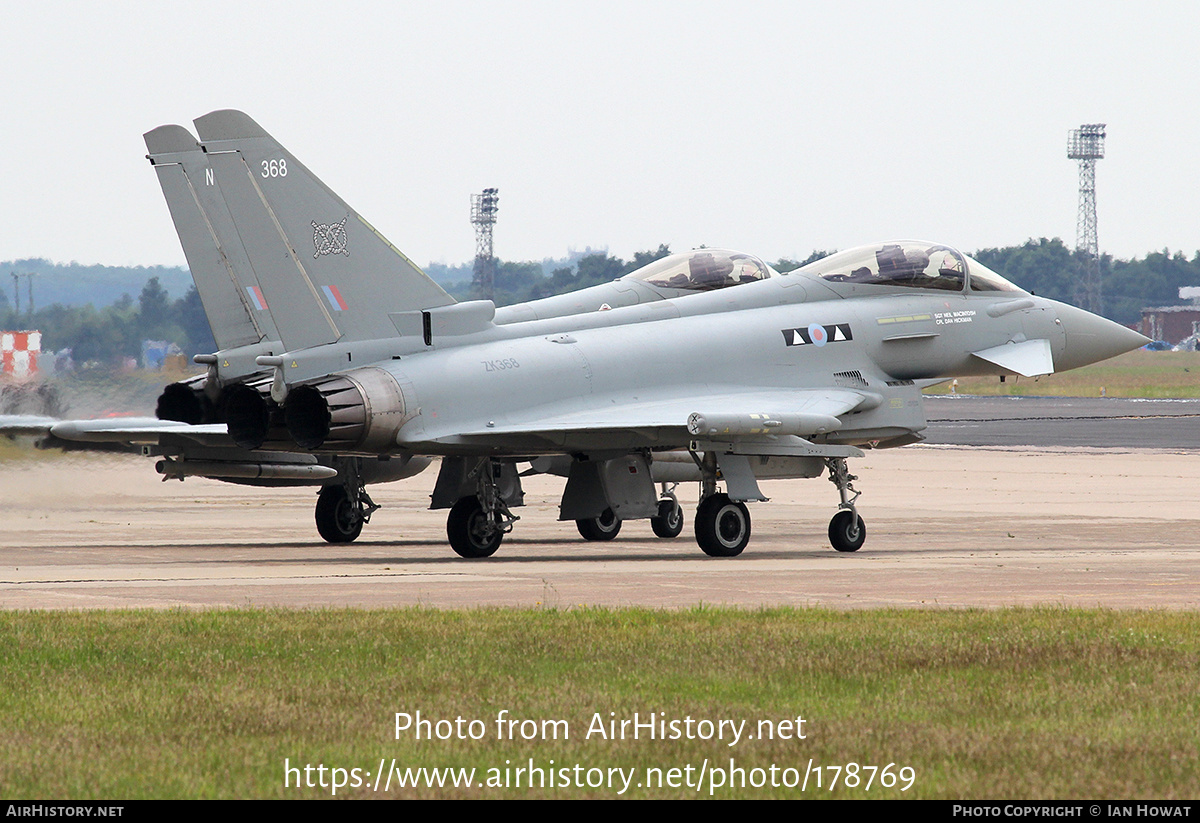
9, 272, 35, 320
1067, 123, 1106, 314
471, 188, 500, 300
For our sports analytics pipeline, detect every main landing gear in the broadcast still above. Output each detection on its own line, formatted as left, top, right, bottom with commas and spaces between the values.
694, 493, 751, 557
575, 484, 684, 542
315, 459, 379, 543
446, 458, 519, 558
576, 507, 621, 541
692, 451, 751, 557
446, 496, 504, 558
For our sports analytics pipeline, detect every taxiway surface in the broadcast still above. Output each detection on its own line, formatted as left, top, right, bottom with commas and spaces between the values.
924, 396, 1200, 448
2, 425, 1196, 610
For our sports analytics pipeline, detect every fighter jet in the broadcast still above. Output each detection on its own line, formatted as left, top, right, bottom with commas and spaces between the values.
132, 114, 786, 542
11, 111, 1148, 557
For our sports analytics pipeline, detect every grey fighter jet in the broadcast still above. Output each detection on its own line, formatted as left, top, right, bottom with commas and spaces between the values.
135, 113, 783, 542
13, 111, 1148, 556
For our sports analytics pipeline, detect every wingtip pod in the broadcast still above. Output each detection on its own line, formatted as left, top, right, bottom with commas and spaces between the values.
143, 124, 200, 156
686, 411, 843, 437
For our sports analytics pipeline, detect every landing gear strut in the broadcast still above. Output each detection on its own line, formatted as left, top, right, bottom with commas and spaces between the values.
825, 457, 865, 552
446, 458, 519, 558
315, 459, 379, 544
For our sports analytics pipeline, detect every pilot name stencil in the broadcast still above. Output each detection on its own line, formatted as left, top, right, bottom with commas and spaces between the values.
781, 323, 853, 348
933, 310, 974, 325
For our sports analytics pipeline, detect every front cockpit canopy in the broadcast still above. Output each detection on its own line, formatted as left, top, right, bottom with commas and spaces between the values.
809, 242, 1022, 293
624, 249, 777, 292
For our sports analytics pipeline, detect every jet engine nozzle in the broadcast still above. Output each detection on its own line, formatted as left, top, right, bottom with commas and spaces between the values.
223, 381, 274, 450
283, 368, 409, 453
155, 375, 210, 424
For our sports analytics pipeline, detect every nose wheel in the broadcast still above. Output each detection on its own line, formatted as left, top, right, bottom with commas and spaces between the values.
651, 497, 684, 539
828, 509, 866, 552
826, 457, 866, 552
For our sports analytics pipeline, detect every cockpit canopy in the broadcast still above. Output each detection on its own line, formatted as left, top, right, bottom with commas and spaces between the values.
623, 248, 777, 292
810, 242, 1022, 293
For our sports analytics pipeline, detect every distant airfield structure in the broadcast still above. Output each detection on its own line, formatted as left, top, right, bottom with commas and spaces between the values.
471, 187, 500, 301
1067, 123, 1106, 314
10, 272, 36, 319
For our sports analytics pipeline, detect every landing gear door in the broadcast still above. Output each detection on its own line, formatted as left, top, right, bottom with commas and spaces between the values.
714, 453, 767, 502
559, 454, 658, 520
430, 457, 524, 510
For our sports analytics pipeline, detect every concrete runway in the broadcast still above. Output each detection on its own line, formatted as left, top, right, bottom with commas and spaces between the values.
3, 408, 1198, 609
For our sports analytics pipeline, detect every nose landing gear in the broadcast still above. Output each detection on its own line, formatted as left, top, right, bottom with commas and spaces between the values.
825, 457, 865, 552
651, 488, 684, 539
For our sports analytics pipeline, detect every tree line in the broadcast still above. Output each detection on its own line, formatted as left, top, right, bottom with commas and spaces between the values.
0, 277, 214, 366
2, 238, 1198, 367
972, 238, 1199, 326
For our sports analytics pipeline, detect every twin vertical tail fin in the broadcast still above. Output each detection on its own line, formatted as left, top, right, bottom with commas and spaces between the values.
145, 109, 455, 360
192, 110, 455, 347
144, 124, 280, 352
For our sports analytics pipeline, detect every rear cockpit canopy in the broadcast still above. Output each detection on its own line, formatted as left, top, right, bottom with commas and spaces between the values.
809, 242, 1023, 293
623, 249, 778, 292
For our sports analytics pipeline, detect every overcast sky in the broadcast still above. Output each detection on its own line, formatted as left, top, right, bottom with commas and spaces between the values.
1, 1, 1196, 269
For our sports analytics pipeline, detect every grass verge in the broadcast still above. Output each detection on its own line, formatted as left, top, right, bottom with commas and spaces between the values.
1, 607, 1197, 799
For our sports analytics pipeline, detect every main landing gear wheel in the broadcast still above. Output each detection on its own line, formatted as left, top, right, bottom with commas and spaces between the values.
315, 485, 364, 544
828, 510, 866, 553
576, 508, 622, 541
694, 493, 751, 557
447, 496, 503, 558
651, 499, 684, 539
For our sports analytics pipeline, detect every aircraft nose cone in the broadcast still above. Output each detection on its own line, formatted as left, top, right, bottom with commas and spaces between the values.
1053, 302, 1150, 372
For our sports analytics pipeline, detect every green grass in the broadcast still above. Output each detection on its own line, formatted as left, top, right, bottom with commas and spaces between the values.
924, 349, 1200, 397
1, 607, 1197, 799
